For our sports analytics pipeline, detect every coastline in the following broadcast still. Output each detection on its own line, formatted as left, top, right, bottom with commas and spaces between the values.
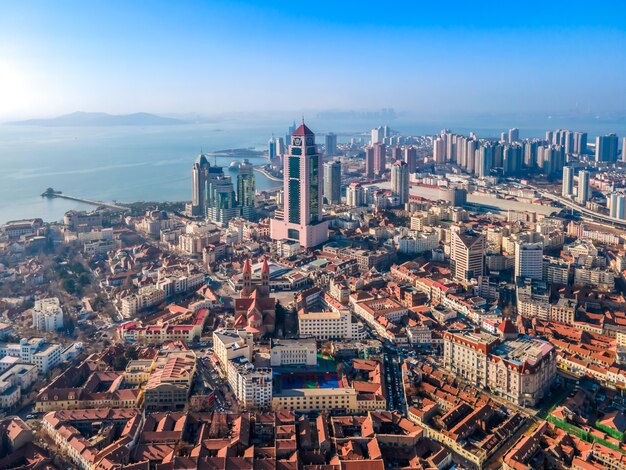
254, 166, 283, 182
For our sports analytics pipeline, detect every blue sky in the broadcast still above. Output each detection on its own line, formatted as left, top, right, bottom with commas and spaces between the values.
1, 0, 625, 119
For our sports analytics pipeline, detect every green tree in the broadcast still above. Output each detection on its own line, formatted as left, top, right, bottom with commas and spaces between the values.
78, 273, 90, 287
64, 279, 76, 294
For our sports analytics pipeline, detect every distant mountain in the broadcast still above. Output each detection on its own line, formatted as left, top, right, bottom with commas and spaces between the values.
5, 111, 188, 126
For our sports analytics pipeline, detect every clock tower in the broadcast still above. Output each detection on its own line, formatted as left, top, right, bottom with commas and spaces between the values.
270, 121, 329, 248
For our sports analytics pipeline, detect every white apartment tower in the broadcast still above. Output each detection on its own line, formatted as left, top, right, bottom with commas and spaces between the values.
562, 166, 574, 197
515, 242, 544, 281
390, 160, 410, 205
450, 227, 486, 282
577, 170, 590, 205
32, 298, 64, 332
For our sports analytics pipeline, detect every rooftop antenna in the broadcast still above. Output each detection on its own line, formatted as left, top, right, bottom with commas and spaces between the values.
302, 115, 305, 125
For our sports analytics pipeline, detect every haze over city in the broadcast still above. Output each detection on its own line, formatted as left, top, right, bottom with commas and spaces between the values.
1, 0, 626, 120
3, 3, 626, 470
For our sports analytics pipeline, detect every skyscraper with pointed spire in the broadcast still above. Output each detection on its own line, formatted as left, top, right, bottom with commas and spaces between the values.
270, 121, 329, 248
191, 151, 232, 220
191, 153, 210, 216
268, 135, 276, 161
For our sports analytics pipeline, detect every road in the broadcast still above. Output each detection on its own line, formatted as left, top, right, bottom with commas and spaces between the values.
383, 346, 406, 415
525, 183, 626, 229
197, 352, 240, 413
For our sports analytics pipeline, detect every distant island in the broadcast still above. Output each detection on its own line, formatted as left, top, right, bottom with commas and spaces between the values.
5, 111, 188, 126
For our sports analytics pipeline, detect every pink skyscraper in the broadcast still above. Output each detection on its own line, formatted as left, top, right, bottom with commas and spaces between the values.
365, 146, 375, 178
373, 143, 386, 176
270, 122, 329, 248
404, 146, 417, 173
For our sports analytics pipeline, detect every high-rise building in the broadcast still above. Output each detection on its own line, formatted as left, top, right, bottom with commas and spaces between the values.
609, 193, 626, 220
325, 132, 337, 156
323, 161, 341, 205
563, 131, 575, 154
503, 145, 522, 176
371, 127, 384, 145
191, 153, 210, 216
450, 227, 486, 282
346, 183, 365, 207
237, 159, 256, 220
456, 136, 468, 167
538, 145, 564, 177
446, 134, 456, 163
404, 146, 417, 173
465, 140, 477, 174
268, 136, 276, 161
276, 137, 285, 156
191, 153, 226, 217
577, 170, 590, 205
562, 166, 574, 197
373, 143, 386, 176
574, 132, 587, 155
438, 187, 467, 207
477, 145, 492, 178
515, 242, 544, 281
433, 137, 445, 164
270, 122, 329, 248
523, 140, 540, 168
285, 120, 297, 146
391, 146, 402, 162
365, 146, 375, 178
391, 161, 409, 205
207, 176, 239, 226
595, 134, 618, 162
508, 128, 520, 143
622, 137, 626, 162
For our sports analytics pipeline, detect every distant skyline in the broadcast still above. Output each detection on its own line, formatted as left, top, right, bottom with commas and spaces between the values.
1, 1, 625, 121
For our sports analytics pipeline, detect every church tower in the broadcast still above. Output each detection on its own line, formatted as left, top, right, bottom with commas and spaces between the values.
260, 259, 270, 296
242, 258, 252, 296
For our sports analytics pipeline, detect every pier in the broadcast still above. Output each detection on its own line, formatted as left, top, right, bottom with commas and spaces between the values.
41, 188, 128, 211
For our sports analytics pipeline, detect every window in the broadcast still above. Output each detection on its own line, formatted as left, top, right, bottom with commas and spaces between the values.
309, 155, 319, 222
288, 157, 300, 179
288, 181, 300, 224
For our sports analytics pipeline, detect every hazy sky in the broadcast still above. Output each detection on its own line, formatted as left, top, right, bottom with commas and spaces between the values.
1, 0, 625, 120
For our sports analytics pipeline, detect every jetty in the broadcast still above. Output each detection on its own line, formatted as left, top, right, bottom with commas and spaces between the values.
41, 188, 128, 211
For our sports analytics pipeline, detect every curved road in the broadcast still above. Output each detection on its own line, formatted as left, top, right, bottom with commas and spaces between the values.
524, 183, 626, 229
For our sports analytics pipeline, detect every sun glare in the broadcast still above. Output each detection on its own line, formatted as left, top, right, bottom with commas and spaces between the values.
0, 61, 34, 115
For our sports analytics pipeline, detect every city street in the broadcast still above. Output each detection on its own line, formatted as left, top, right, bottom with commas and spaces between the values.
196, 352, 239, 413
383, 346, 406, 415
